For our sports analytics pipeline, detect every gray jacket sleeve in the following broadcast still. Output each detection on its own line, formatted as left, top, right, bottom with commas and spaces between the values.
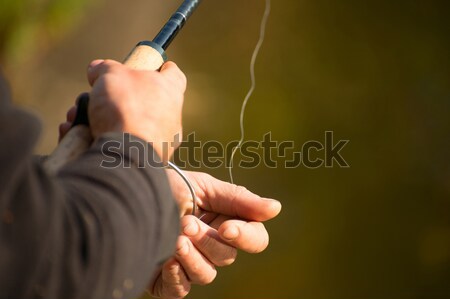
0, 74, 180, 299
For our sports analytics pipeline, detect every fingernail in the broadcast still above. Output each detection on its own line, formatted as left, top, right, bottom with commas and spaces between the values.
222, 226, 239, 241
263, 198, 282, 208
271, 199, 282, 207
88, 59, 104, 71
262, 197, 279, 202
176, 240, 189, 256
183, 221, 199, 237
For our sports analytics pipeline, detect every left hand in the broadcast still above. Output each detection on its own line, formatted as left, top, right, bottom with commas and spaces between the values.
149, 169, 282, 299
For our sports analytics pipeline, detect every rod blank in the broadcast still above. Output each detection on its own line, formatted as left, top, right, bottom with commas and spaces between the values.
153, 0, 202, 50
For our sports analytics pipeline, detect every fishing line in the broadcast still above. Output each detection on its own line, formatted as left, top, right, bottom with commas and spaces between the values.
170, 0, 271, 215
228, 0, 271, 184
168, 161, 198, 216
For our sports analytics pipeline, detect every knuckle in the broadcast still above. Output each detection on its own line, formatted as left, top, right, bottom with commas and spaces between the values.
234, 185, 249, 196
179, 218, 189, 230
163, 61, 176, 69
164, 63, 187, 91
197, 232, 215, 249
160, 261, 191, 299
180, 214, 194, 225
166, 262, 181, 277
104, 61, 126, 76
196, 172, 214, 189
215, 247, 238, 267
180, 216, 199, 235
229, 185, 249, 215
186, 257, 217, 285
101, 72, 120, 86
196, 235, 237, 267
175, 236, 190, 257
199, 172, 214, 181
152, 285, 162, 298
102, 59, 118, 67
166, 284, 190, 299
176, 71, 187, 90
147, 72, 164, 84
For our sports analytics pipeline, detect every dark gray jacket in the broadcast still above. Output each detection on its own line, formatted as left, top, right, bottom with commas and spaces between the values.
0, 73, 179, 299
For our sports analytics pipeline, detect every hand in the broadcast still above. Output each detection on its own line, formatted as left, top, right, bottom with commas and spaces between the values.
60, 106, 281, 298
61, 60, 186, 160
60, 60, 186, 160
149, 170, 282, 299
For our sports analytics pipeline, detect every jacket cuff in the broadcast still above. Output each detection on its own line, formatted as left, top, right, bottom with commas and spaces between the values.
92, 131, 180, 265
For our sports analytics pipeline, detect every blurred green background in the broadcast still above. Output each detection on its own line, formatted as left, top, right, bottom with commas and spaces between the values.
1, 0, 450, 298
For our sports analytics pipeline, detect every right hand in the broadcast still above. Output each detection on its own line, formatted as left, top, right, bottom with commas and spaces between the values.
86, 59, 186, 161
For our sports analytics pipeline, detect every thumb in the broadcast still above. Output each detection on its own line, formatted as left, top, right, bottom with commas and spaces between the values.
191, 172, 282, 221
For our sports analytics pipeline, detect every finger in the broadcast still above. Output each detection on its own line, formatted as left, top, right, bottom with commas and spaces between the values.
160, 61, 187, 93
152, 259, 191, 299
86, 59, 120, 87
207, 214, 269, 252
193, 173, 282, 221
66, 106, 77, 123
175, 235, 217, 285
207, 214, 231, 230
218, 220, 269, 254
201, 215, 270, 254
58, 122, 72, 142
181, 215, 237, 267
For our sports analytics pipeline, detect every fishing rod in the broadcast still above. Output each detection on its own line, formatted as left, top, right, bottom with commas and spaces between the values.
124, 0, 202, 71
45, 0, 202, 174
